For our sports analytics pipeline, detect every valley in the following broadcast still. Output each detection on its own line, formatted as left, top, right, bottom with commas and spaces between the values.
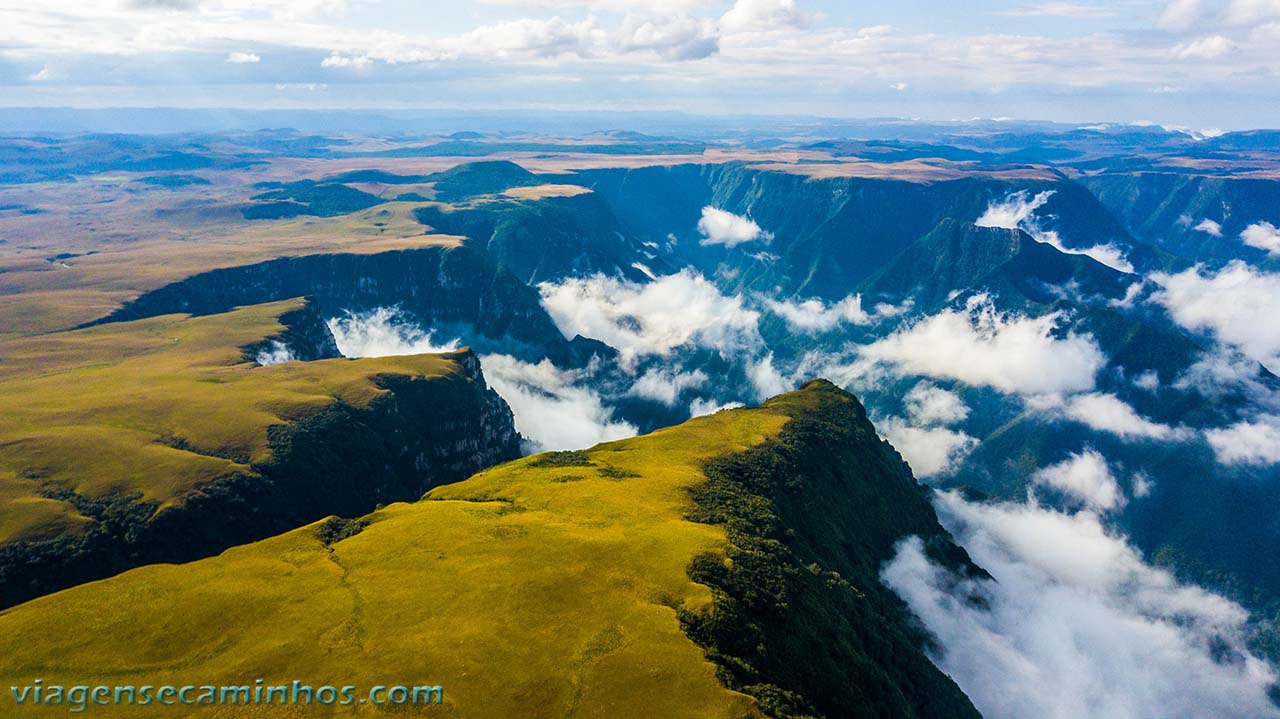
1, 121, 1279, 717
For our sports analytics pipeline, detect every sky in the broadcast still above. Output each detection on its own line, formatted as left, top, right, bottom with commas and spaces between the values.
0, 0, 1278, 129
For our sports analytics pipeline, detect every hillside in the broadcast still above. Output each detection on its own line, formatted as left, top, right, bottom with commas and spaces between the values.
0, 381, 983, 719
0, 298, 520, 607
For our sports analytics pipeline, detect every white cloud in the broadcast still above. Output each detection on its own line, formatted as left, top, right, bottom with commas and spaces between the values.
538, 269, 763, 367
1195, 218, 1224, 236
616, 13, 719, 60
997, 2, 1117, 17
1158, 0, 1205, 31
255, 340, 295, 366
29, 65, 53, 82
1172, 34, 1236, 60
746, 351, 793, 401
451, 16, 605, 60
977, 190, 1133, 272
903, 381, 970, 425
877, 419, 978, 478
321, 54, 372, 68
875, 382, 975, 479
1034, 392, 1189, 441
1222, 0, 1280, 25
1240, 221, 1280, 256
1151, 261, 1280, 372
861, 295, 1106, 395
882, 492, 1280, 719
1031, 448, 1125, 511
719, 0, 807, 33
889, 81, 909, 91
975, 189, 1054, 230
696, 206, 773, 247
478, 354, 636, 452
1206, 415, 1280, 466
626, 367, 708, 406
226, 51, 260, 63
689, 397, 744, 417
762, 293, 909, 333
326, 307, 460, 357
1133, 370, 1160, 391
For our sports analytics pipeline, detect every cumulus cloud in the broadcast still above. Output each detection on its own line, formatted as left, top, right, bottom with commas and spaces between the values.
882, 492, 1280, 719
538, 269, 763, 367
719, 0, 807, 32
696, 207, 773, 247
1150, 261, 1280, 372
977, 190, 1133, 272
616, 13, 718, 60
1031, 448, 1125, 511
326, 307, 460, 357
1032, 392, 1189, 441
860, 295, 1106, 395
1240, 221, 1280, 256
479, 354, 636, 452
762, 293, 909, 333
1206, 414, 1280, 466
1172, 34, 1236, 60
1195, 218, 1224, 237
626, 367, 708, 406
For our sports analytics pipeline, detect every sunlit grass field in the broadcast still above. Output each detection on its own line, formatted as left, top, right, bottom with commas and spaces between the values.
0, 387, 827, 718
0, 299, 464, 545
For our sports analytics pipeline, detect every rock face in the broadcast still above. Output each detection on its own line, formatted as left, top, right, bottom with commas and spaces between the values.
683, 380, 986, 719
90, 245, 577, 364
0, 349, 521, 609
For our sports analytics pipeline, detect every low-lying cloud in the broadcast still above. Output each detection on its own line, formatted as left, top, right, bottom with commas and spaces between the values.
877, 419, 978, 479
327, 307, 460, 357
479, 354, 637, 453
1206, 414, 1280, 466
1031, 448, 1125, 511
626, 367, 708, 407
1151, 261, 1280, 373
255, 340, 295, 366
696, 206, 772, 247
883, 492, 1280, 719
977, 190, 1133, 272
860, 295, 1106, 395
1031, 392, 1189, 441
976, 189, 1054, 229
538, 269, 763, 367
876, 381, 977, 479
763, 293, 909, 333
1195, 218, 1224, 237
1241, 221, 1280, 256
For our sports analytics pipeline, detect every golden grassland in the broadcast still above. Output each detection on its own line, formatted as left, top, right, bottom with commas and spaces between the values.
0, 178, 460, 337
0, 389, 826, 718
0, 299, 463, 545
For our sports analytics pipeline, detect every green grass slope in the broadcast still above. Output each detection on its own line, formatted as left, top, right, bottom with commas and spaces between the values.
0, 380, 982, 719
0, 299, 519, 606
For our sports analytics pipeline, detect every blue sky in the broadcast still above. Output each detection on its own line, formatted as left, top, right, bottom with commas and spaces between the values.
0, 0, 1277, 129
